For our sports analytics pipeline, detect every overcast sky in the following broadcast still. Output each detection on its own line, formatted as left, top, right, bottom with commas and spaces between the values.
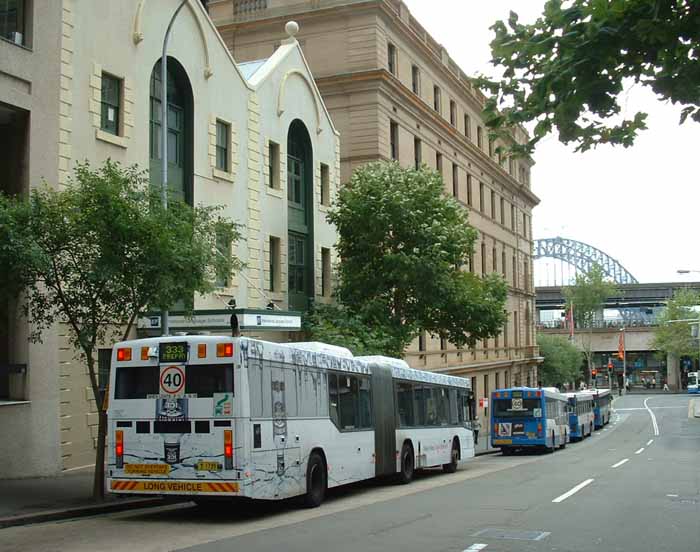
402, 0, 700, 285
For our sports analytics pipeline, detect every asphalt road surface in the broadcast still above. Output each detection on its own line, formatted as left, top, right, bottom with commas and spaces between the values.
1, 393, 698, 552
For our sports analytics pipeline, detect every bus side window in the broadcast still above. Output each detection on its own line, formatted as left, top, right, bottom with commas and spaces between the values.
449, 388, 458, 424
414, 385, 428, 426
438, 387, 450, 425
358, 376, 373, 428
284, 367, 298, 418
396, 381, 415, 427
339, 375, 358, 430
329, 373, 340, 428
248, 361, 263, 418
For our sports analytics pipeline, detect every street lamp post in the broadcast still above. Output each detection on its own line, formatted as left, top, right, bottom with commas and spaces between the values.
160, 0, 188, 336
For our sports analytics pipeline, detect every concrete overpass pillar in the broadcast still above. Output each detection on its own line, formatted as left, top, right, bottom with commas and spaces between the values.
667, 353, 680, 392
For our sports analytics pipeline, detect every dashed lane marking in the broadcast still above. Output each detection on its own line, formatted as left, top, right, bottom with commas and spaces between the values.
667, 494, 679, 498
552, 479, 595, 503
635, 448, 644, 455
647, 439, 654, 446
463, 545, 488, 551
612, 459, 629, 468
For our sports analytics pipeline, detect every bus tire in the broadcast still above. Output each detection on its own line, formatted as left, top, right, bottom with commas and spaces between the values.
398, 442, 414, 484
549, 431, 556, 452
443, 439, 459, 473
303, 451, 326, 508
561, 430, 567, 449
502, 447, 512, 456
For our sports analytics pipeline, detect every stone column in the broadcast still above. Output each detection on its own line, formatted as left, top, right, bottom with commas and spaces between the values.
667, 352, 680, 392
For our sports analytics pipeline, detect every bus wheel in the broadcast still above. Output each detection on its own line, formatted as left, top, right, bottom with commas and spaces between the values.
561, 431, 567, 449
549, 431, 556, 452
502, 447, 512, 456
303, 452, 326, 508
398, 442, 414, 484
443, 439, 459, 473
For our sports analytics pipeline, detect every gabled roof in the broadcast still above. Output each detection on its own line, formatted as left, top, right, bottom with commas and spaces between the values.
237, 59, 268, 81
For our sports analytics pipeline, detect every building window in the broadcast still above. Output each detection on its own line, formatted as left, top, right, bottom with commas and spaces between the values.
466, 174, 472, 206
502, 249, 507, 278
511, 204, 516, 231
523, 213, 529, 238
418, 332, 426, 352
464, 114, 471, 139
524, 255, 530, 292
321, 247, 331, 297
491, 189, 496, 219
387, 42, 397, 75
390, 120, 399, 161
100, 73, 121, 136
479, 182, 485, 213
269, 140, 280, 189
504, 321, 509, 349
492, 245, 497, 272
468, 251, 474, 273
471, 377, 477, 400
488, 138, 494, 158
514, 311, 520, 347
483, 374, 489, 399
512, 254, 517, 286
320, 163, 330, 206
452, 163, 458, 198
414, 137, 422, 169
481, 242, 486, 276
500, 197, 505, 225
269, 236, 280, 292
0, 0, 25, 45
450, 100, 457, 127
436, 152, 443, 175
440, 336, 447, 351
411, 64, 421, 95
215, 120, 230, 172
477, 126, 483, 149
433, 85, 441, 114
215, 231, 231, 288
495, 371, 500, 390
509, 157, 515, 175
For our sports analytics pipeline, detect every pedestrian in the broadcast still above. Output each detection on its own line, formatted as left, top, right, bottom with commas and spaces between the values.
471, 416, 481, 446
652, 377, 656, 389
663, 381, 669, 392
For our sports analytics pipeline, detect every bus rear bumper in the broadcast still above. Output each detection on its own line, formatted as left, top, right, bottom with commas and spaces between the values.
108, 478, 241, 497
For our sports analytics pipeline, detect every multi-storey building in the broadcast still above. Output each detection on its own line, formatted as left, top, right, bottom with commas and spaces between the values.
0, 0, 338, 477
210, 0, 541, 431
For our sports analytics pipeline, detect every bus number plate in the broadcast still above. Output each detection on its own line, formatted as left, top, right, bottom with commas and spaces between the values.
124, 464, 171, 475
196, 462, 222, 472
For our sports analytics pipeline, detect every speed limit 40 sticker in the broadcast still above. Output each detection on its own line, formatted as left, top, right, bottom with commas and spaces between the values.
160, 365, 185, 397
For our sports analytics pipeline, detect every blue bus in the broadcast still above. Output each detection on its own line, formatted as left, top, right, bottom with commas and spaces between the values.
688, 372, 699, 394
566, 392, 595, 441
491, 387, 569, 454
588, 388, 612, 429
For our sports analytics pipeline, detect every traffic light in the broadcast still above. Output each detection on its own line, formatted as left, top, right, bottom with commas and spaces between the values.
591, 369, 597, 377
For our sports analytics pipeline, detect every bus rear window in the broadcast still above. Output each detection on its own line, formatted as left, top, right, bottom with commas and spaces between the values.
113, 364, 233, 399
493, 398, 541, 418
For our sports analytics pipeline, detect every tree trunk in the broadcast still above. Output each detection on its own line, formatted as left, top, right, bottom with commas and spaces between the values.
93, 410, 107, 499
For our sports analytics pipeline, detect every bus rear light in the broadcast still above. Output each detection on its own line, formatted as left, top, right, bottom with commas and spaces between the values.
116, 430, 124, 468
224, 429, 233, 469
140, 347, 149, 361
495, 392, 500, 398
198, 344, 207, 358
116, 348, 132, 362
537, 423, 543, 436
536, 391, 541, 397
217, 343, 234, 358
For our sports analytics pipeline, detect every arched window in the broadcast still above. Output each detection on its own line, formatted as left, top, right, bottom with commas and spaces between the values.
149, 58, 194, 205
287, 120, 314, 312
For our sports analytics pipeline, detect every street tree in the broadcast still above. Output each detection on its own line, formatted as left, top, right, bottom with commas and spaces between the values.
652, 288, 700, 361
563, 264, 617, 380
537, 333, 583, 387
315, 162, 508, 355
1, 161, 242, 498
477, 0, 700, 154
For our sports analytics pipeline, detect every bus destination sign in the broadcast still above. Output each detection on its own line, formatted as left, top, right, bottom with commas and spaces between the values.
159, 342, 188, 364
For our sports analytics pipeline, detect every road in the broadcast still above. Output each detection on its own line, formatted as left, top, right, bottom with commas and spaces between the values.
1, 393, 698, 552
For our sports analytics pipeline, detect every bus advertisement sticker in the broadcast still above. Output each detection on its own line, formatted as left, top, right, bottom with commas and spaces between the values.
496, 422, 512, 437
513, 423, 525, 435
156, 397, 188, 421
213, 393, 233, 417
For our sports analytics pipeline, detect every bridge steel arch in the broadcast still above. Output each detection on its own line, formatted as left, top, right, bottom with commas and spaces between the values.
533, 237, 639, 285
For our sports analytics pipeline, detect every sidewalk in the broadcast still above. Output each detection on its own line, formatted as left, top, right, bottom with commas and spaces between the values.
0, 468, 172, 529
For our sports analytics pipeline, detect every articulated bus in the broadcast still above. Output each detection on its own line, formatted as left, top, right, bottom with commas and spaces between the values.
688, 372, 699, 394
490, 387, 569, 454
588, 388, 612, 429
107, 336, 474, 507
566, 392, 595, 441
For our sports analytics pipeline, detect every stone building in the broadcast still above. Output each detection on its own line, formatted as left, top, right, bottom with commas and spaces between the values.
209, 0, 541, 430
0, 0, 339, 477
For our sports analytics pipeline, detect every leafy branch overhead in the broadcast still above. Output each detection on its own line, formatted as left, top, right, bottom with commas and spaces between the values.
477, 0, 700, 153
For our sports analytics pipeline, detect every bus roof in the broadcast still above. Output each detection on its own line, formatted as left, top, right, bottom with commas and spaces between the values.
493, 387, 567, 401
564, 391, 595, 402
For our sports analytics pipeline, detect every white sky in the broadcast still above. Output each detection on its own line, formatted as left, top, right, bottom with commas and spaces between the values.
402, 0, 700, 285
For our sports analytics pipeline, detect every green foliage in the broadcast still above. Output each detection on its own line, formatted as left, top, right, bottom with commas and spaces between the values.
322, 162, 508, 355
477, 0, 700, 153
537, 333, 584, 386
563, 264, 617, 328
0, 194, 39, 298
652, 289, 700, 358
304, 303, 405, 358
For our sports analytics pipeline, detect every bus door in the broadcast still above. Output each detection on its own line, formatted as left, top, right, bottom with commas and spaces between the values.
370, 363, 396, 477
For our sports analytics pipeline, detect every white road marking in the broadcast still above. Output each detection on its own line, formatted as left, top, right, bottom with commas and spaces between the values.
635, 448, 644, 454
552, 479, 595, 503
647, 439, 654, 446
615, 407, 646, 411
463, 545, 488, 551
534, 532, 551, 541
612, 459, 629, 468
644, 398, 660, 436
667, 494, 679, 498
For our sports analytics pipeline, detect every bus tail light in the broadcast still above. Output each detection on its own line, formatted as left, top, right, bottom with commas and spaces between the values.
495, 392, 500, 398
116, 430, 124, 468
217, 343, 234, 358
116, 348, 132, 362
140, 347, 149, 361
224, 430, 233, 470
536, 391, 541, 398
537, 423, 543, 436
198, 344, 207, 358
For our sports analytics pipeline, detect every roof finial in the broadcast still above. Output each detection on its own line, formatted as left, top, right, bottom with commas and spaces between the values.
285, 21, 300, 39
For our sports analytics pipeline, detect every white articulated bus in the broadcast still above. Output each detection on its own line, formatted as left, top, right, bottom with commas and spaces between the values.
107, 336, 474, 507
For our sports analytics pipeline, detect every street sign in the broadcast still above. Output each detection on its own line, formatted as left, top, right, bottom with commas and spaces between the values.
479, 398, 489, 409
159, 365, 186, 397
